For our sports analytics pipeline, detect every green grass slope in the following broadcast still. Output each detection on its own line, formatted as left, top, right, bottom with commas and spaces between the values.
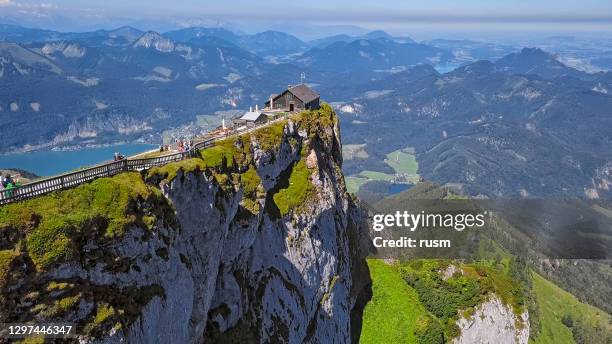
360, 259, 428, 344
0, 172, 162, 269
531, 272, 611, 344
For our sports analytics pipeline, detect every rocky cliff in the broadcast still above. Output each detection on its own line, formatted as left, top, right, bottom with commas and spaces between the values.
0, 104, 372, 343
452, 295, 529, 344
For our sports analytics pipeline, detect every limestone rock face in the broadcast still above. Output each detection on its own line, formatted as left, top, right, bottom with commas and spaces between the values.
452, 295, 530, 344
128, 115, 369, 343
0, 109, 371, 343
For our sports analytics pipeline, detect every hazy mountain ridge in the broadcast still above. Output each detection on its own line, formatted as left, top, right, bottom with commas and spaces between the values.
309, 30, 415, 48
334, 48, 612, 198
165, 27, 309, 56
0, 27, 302, 152
3, 24, 612, 201
295, 38, 452, 83
0, 23, 145, 47
0, 24, 457, 153
496, 47, 590, 80
164, 27, 241, 45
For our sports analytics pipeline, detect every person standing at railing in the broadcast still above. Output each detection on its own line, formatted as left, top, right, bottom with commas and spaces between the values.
3, 180, 17, 198
2, 174, 13, 188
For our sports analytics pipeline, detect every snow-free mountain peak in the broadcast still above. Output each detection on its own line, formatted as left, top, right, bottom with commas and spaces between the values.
132, 31, 175, 52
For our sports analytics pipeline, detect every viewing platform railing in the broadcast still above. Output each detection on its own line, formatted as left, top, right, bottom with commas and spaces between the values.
0, 138, 215, 205
0, 115, 286, 206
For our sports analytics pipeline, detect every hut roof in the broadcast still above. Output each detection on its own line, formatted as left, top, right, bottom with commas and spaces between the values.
287, 84, 319, 103
240, 111, 264, 121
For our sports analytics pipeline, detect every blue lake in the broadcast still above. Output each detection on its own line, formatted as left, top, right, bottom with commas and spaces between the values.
0, 143, 156, 177
435, 62, 463, 74
388, 183, 411, 195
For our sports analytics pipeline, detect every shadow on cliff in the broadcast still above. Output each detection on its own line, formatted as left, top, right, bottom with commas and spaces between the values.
203, 162, 373, 343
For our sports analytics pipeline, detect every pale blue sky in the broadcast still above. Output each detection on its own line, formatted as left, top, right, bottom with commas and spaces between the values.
2, 0, 612, 38
24, 0, 612, 19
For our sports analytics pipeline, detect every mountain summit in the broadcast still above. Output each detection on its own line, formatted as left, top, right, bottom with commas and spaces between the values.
164, 27, 241, 44
239, 30, 308, 56
107, 26, 144, 42
132, 31, 175, 52
364, 30, 394, 40
495, 47, 582, 79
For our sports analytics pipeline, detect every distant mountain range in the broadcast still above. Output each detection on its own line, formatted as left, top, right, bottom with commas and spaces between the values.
331, 48, 612, 198
0, 24, 460, 153
424, 38, 516, 62
0, 28, 274, 152
295, 38, 451, 83
165, 28, 309, 56
2, 23, 612, 200
309, 30, 415, 48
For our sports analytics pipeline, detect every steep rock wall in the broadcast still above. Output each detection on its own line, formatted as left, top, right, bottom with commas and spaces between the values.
0, 106, 371, 343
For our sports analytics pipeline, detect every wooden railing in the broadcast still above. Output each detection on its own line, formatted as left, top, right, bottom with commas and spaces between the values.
0, 138, 216, 206
0, 113, 288, 206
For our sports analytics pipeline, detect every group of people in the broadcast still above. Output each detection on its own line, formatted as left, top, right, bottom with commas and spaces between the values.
0, 174, 22, 198
158, 139, 194, 154
177, 139, 193, 153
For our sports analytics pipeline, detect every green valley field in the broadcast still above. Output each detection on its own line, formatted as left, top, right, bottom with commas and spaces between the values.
345, 147, 419, 196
